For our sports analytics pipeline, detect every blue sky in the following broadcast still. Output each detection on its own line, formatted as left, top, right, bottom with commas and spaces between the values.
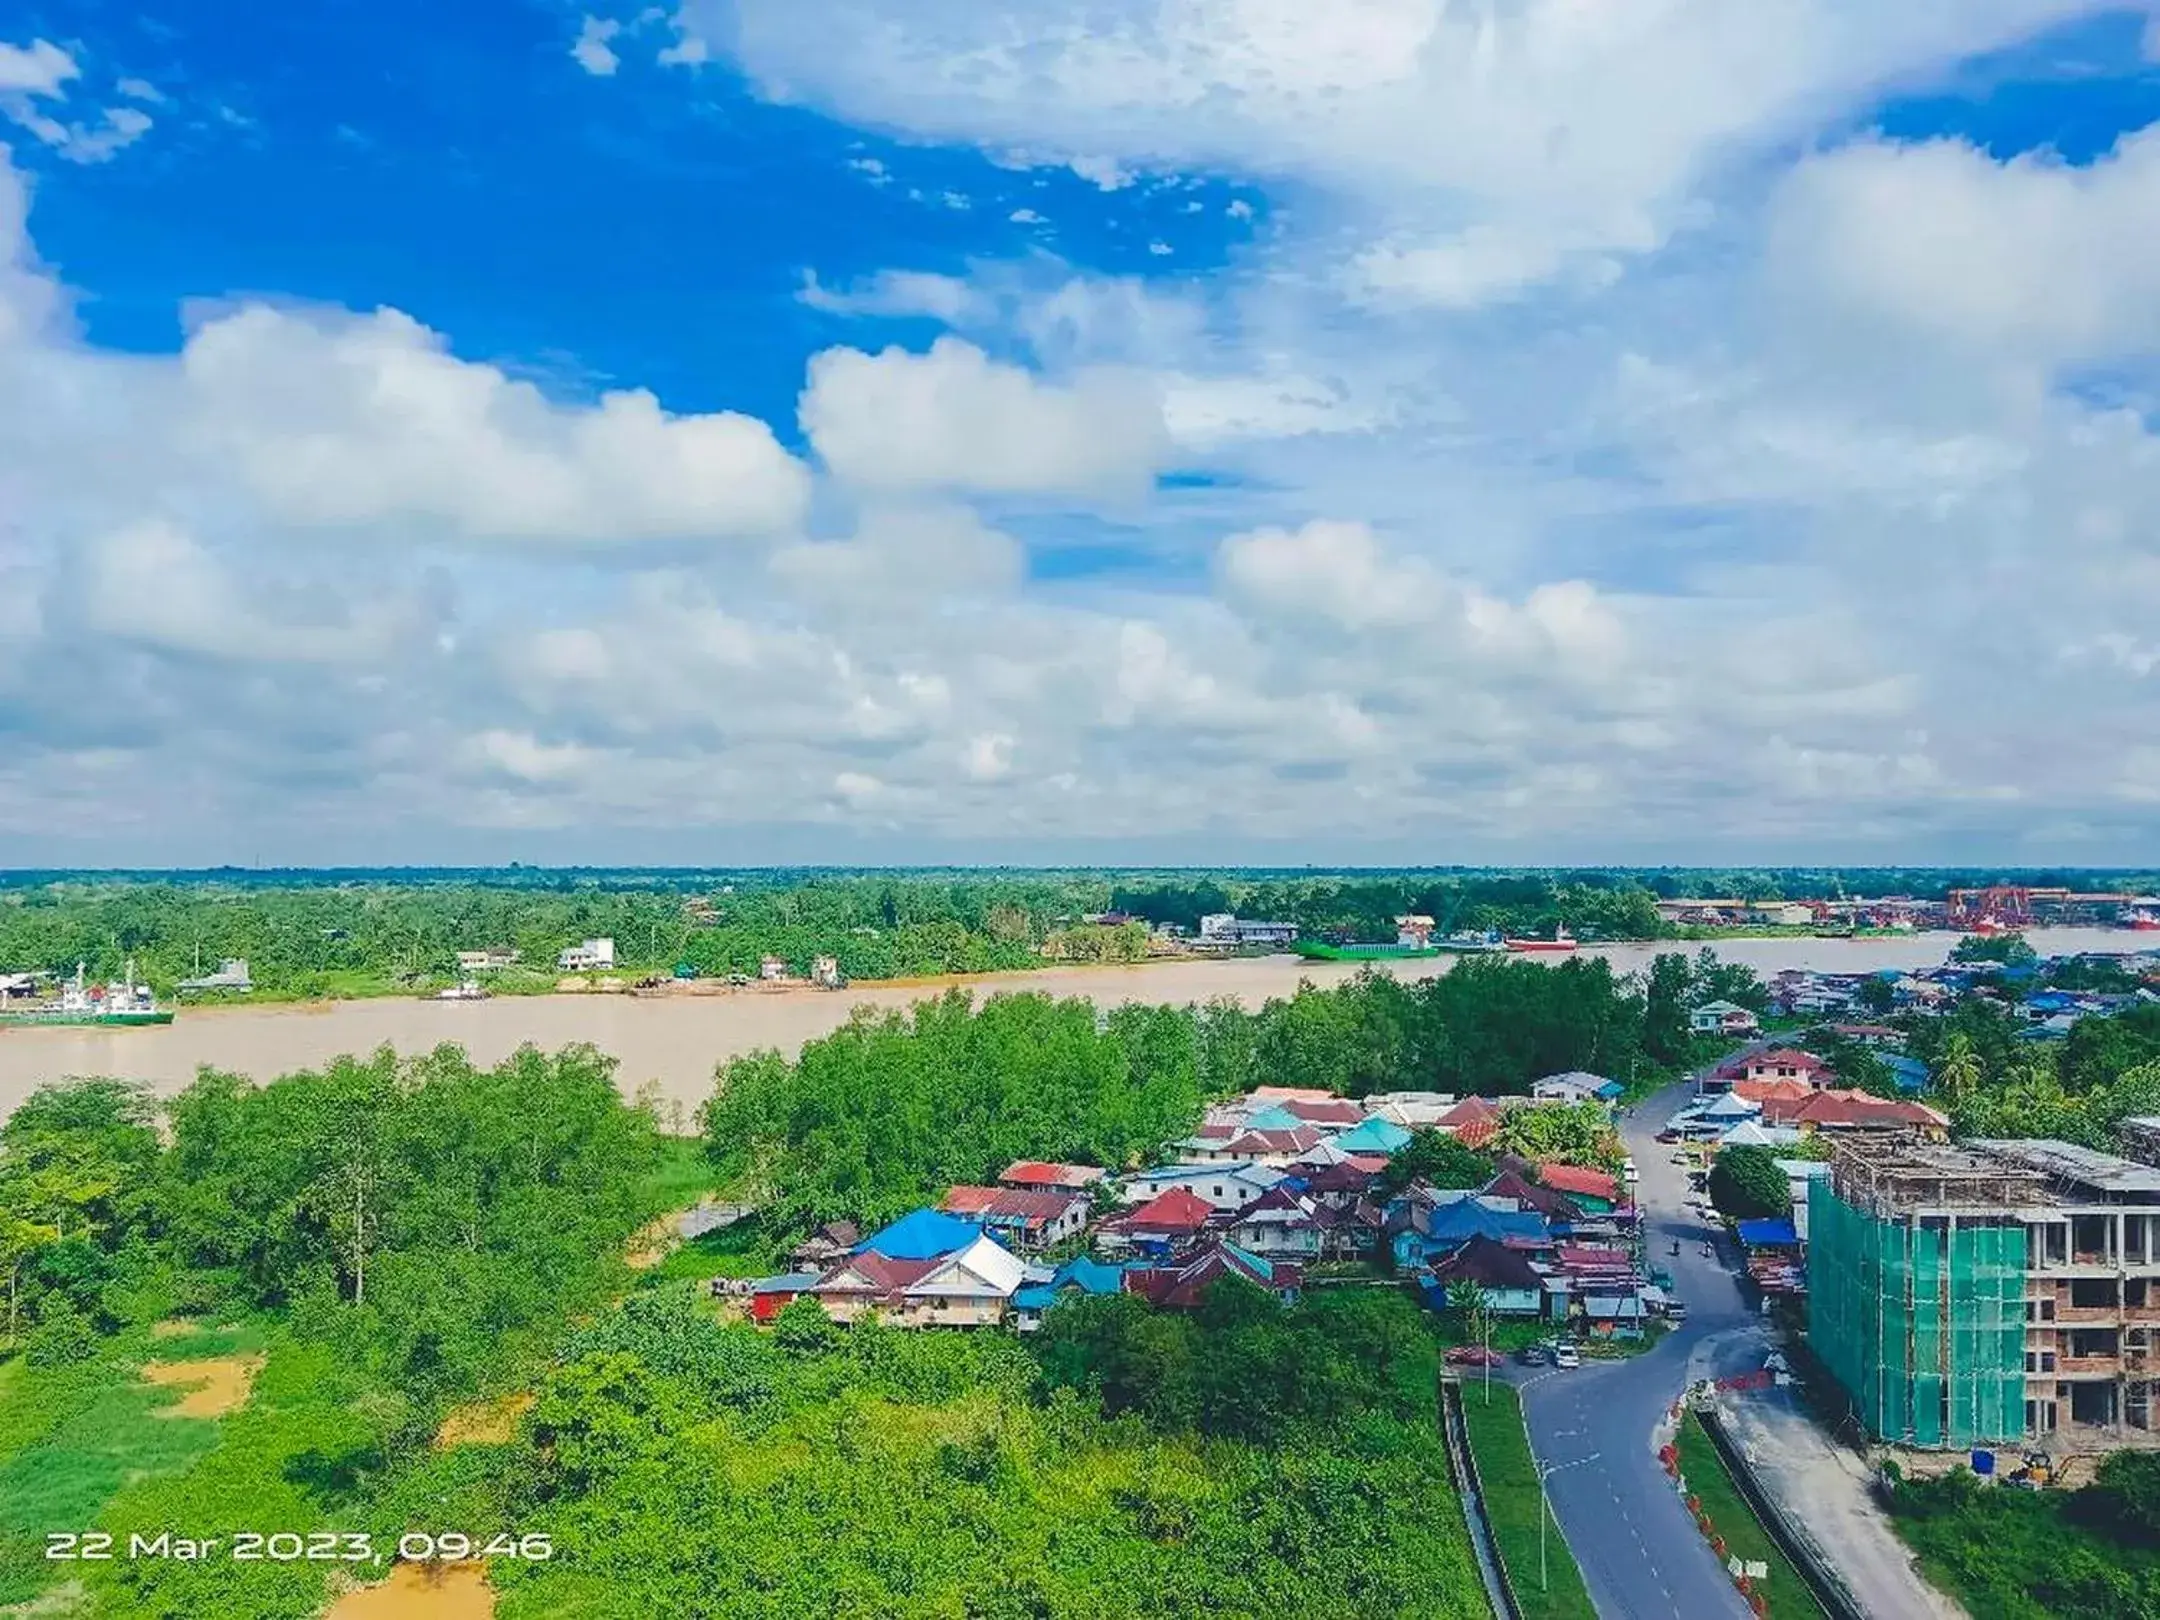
6, 3, 2160, 864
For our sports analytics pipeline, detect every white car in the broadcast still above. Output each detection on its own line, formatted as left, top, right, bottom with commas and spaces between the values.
1550, 1341, 1580, 1369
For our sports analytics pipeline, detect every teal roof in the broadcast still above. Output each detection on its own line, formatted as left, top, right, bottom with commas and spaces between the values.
1241, 1103, 1305, 1131
1015, 1256, 1129, 1311
1332, 1116, 1412, 1154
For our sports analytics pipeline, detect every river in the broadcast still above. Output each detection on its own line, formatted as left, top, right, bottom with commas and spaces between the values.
0, 929, 2132, 1124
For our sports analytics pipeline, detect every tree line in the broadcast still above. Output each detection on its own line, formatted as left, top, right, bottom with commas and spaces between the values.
704, 953, 1729, 1232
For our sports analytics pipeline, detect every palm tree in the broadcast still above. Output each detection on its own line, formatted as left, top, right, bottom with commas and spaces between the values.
1936, 1033, 1982, 1109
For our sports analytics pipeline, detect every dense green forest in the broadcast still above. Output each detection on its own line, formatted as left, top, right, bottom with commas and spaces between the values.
9, 863, 2147, 1002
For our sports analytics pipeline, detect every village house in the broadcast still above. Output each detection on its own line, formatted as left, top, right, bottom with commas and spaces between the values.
557, 937, 615, 972
1095, 1186, 1216, 1257
456, 946, 520, 974
808, 1210, 1027, 1328
1000, 1160, 1108, 1192
1011, 1256, 1130, 1333
939, 1185, 1091, 1253
1174, 1124, 1330, 1166
1699, 1046, 1832, 1095
748, 1272, 825, 1323
1387, 1187, 1549, 1272
1536, 1163, 1622, 1214
1364, 1091, 1459, 1128
789, 1219, 861, 1272
1425, 1234, 1551, 1319
1114, 1162, 1285, 1211
1688, 999, 1761, 1036
1530, 1070, 1626, 1108
1434, 1095, 1506, 1149
1126, 1240, 1302, 1308
1218, 1187, 1327, 1260
1755, 1087, 1948, 1140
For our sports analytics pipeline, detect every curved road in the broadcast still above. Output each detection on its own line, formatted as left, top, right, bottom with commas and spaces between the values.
1519, 1084, 1769, 1620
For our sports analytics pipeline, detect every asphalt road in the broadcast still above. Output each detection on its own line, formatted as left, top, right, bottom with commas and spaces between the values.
1518, 1083, 1769, 1620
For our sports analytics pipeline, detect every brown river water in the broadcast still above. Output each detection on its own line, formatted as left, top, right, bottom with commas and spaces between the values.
0, 930, 2133, 1125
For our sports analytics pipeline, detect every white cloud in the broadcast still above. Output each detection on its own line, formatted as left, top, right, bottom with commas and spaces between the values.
572, 16, 622, 76
114, 77, 161, 103
0, 40, 75, 97
83, 520, 422, 665
179, 304, 812, 543
685, 0, 2102, 304
799, 335, 1169, 497
1009, 207, 1045, 224
1770, 125, 2160, 366
769, 503, 1025, 602
962, 732, 1015, 781
798, 268, 983, 323
0, 41, 153, 164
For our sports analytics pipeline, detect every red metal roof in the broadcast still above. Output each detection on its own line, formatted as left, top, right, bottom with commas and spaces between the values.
1537, 1163, 1620, 1202
1119, 1186, 1215, 1232
999, 1160, 1106, 1189
940, 1185, 1087, 1226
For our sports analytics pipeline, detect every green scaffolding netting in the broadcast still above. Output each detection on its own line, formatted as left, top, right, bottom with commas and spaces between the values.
1807, 1177, 2027, 1448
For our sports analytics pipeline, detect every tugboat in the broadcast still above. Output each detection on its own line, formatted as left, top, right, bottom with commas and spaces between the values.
1503, 924, 1579, 954
0, 961, 174, 1027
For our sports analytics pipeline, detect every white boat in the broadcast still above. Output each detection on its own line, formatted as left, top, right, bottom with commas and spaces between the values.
433, 979, 490, 1002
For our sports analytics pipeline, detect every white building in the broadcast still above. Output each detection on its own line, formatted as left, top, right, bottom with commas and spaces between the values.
558, 938, 615, 972
1196, 914, 1299, 948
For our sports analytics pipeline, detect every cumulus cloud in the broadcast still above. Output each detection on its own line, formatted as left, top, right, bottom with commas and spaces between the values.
15, 13, 2160, 859
179, 304, 812, 543
799, 335, 1169, 497
1770, 125, 2160, 366
572, 16, 622, 76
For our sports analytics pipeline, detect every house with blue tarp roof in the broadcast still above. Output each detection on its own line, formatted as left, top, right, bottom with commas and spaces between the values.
1012, 1255, 1130, 1332
1331, 1115, 1413, 1156
1387, 1189, 1550, 1272
857, 1208, 982, 1261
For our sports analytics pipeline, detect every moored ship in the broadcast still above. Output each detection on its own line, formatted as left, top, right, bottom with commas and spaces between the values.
0, 962, 174, 1027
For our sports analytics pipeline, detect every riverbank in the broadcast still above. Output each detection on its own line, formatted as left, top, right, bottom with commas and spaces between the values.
0, 928, 2134, 1125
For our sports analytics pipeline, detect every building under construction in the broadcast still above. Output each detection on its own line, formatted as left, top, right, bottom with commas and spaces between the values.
1809, 1138, 2160, 1451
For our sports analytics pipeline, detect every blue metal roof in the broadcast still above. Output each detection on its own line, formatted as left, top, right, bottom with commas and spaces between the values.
1737, 1218, 1800, 1248
858, 1208, 981, 1261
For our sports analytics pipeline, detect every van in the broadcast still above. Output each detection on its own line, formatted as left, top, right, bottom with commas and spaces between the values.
1665, 1301, 1688, 1326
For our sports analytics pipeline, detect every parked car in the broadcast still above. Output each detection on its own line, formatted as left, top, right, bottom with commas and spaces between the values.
1549, 1341, 1581, 1369
1517, 1344, 1549, 1366
1445, 1345, 1504, 1368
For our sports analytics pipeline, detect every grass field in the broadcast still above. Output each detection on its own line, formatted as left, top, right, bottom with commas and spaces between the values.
1676, 1411, 1827, 1619
1457, 1383, 1598, 1620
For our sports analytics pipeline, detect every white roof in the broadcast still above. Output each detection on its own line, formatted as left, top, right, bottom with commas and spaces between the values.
912, 1235, 1028, 1298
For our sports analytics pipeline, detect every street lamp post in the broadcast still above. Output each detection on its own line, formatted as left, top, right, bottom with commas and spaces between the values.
1534, 1453, 1602, 1591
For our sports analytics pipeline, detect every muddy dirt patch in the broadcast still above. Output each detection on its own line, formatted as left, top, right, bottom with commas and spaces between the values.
325, 1561, 494, 1620
434, 1392, 534, 1449
140, 1354, 266, 1419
